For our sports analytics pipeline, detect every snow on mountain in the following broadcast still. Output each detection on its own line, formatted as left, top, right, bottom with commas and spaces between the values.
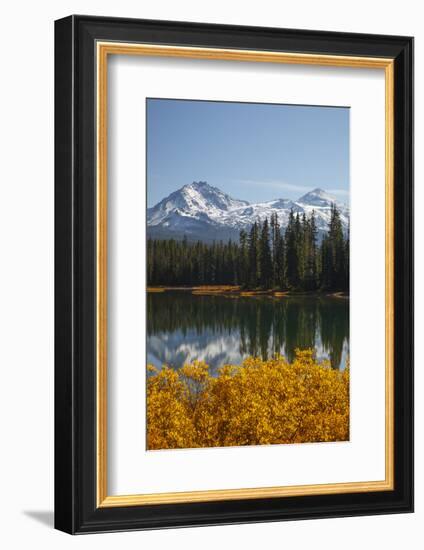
148, 181, 248, 226
147, 182, 349, 242
297, 188, 339, 207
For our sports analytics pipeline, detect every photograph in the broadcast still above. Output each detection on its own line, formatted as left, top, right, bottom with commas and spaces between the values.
52, 12, 413, 536
146, 98, 350, 450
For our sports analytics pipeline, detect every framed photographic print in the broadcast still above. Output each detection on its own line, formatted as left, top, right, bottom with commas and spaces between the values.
54, 15, 414, 534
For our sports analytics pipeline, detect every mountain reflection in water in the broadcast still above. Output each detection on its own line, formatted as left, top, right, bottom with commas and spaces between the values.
147, 291, 349, 374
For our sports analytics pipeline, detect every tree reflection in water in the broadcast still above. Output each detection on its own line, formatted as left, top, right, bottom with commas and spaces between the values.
147, 291, 349, 373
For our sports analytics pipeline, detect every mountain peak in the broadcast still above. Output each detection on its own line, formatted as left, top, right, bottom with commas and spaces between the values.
297, 188, 337, 206
183, 180, 209, 190
147, 183, 349, 243
148, 181, 249, 229
310, 187, 327, 196
179, 181, 248, 211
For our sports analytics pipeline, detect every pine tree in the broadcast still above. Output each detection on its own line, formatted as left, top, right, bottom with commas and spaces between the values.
320, 234, 331, 289
259, 218, 273, 288
248, 221, 259, 288
285, 209, 300, 289
295, 212, 305, 286
239, 229, 249, 288
275, 231, 286, 289
270, 213, 285, 289
343, 231, 350, 291
319, 203, 347, 291
310, 211, 318, 289
328, 203, 345, 289
303, 211, 318, 290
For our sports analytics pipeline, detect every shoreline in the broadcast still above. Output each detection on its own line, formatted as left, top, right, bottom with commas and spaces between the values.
147, 285, 348, 299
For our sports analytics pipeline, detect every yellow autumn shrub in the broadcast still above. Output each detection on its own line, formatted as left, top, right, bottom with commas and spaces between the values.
147, 349, 349, 450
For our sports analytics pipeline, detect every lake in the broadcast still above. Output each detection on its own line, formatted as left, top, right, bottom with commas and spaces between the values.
147, 291, 349, 373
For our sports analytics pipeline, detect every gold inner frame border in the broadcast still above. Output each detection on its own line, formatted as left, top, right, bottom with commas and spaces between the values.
96, 42, 394, 508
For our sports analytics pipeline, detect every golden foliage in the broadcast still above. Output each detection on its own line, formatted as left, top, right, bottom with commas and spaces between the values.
147, 349, 349, 450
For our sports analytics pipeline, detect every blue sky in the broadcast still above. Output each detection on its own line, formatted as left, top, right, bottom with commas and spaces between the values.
146, 98, 349, 207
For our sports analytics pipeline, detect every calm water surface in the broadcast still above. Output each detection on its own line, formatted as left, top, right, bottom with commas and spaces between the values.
147, 291, 349, 372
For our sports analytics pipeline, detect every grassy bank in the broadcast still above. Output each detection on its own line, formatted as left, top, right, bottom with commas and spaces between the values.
147, 349, 349, 450
147, 285, 348, 298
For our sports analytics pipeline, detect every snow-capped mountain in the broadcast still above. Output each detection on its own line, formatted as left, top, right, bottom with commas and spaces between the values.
147, 181, 248, 226
147, 181, 349, 242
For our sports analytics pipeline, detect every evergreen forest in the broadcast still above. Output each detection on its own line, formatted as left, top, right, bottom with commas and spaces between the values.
147, 205, 349, 292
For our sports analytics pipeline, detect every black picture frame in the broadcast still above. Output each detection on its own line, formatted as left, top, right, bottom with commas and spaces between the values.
55, 15, 414, 534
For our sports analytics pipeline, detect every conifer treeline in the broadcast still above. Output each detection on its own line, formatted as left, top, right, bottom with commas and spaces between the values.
147, 204, 349, 291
